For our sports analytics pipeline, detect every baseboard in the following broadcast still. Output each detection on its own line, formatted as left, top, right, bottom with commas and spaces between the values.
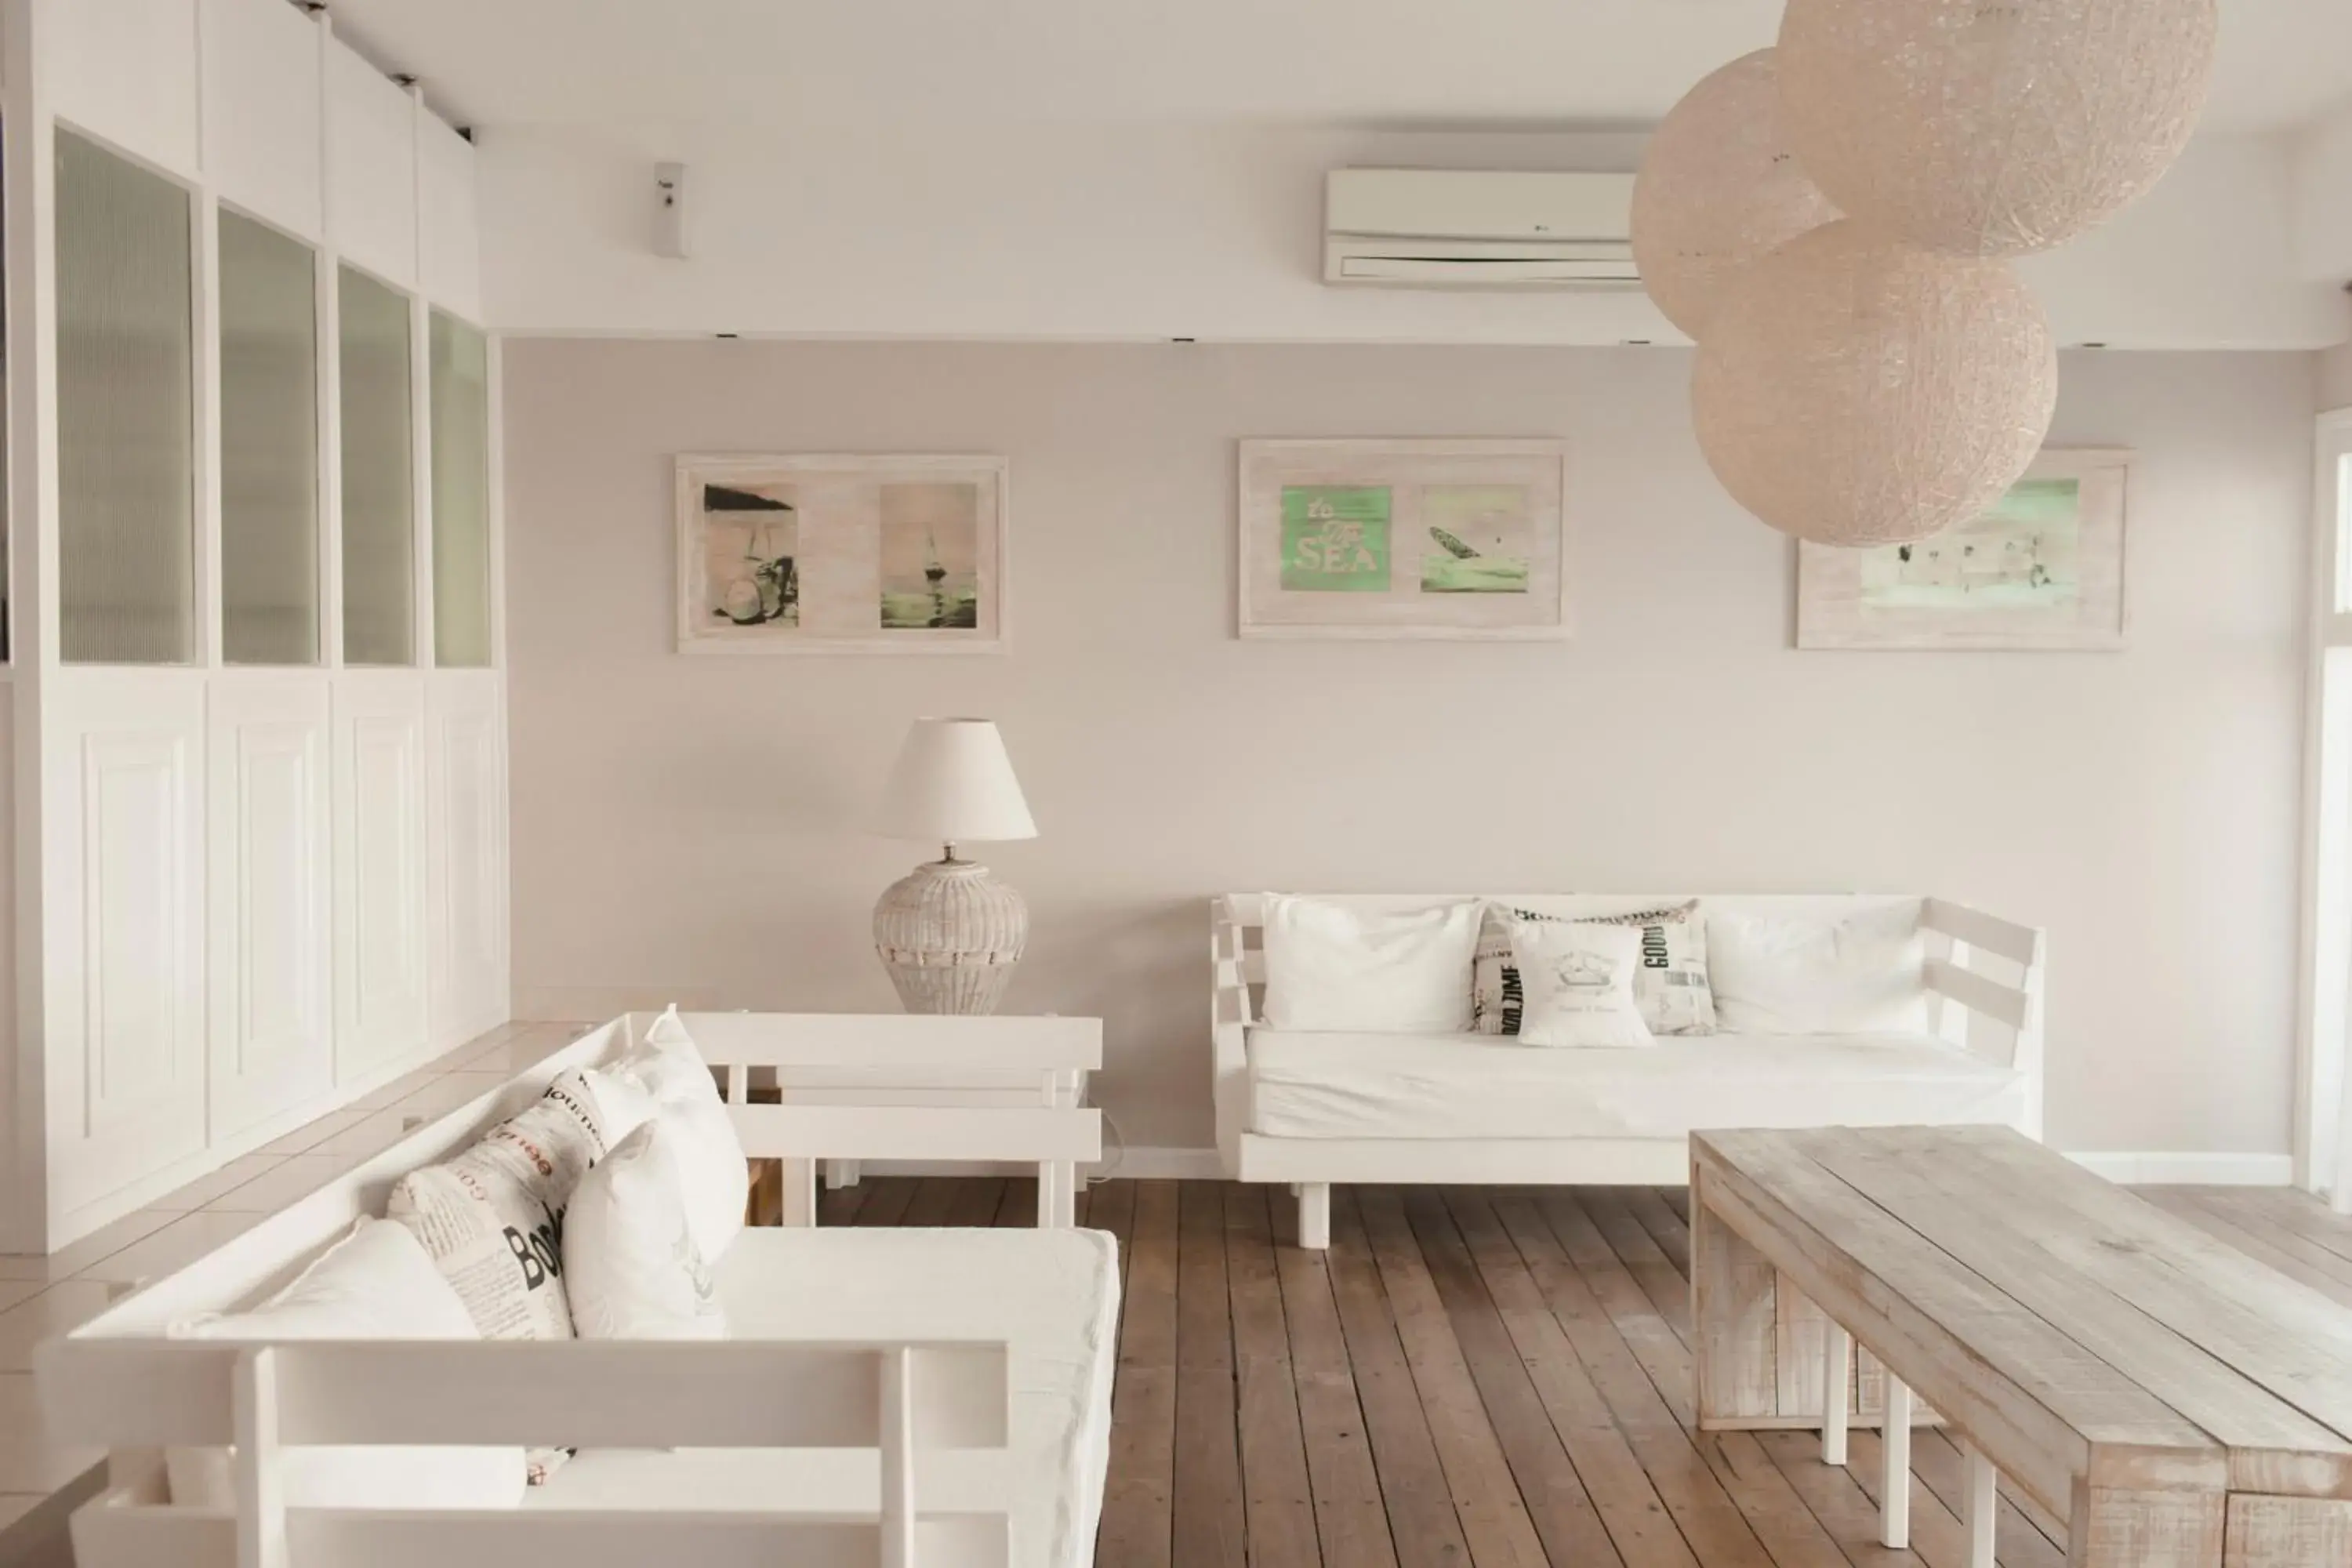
2061, 1150, 2296, 1186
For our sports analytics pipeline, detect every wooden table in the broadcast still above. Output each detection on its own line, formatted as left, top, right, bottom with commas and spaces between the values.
1692, 1125, 2352, 1567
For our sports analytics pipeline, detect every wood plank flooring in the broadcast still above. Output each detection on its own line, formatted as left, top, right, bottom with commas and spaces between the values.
822, 1178, 2352, 1568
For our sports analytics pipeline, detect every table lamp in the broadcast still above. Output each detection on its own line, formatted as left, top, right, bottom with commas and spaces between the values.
870, 717, 1038, 1014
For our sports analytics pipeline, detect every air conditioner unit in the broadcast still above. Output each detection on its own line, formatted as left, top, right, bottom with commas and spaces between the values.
1323, 169, 1640, 290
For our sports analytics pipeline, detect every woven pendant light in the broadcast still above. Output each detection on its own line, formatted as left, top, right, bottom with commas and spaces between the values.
1631, 49, 1841, 340
1692, 221, 2057, 546
1777, 0, 2219, 258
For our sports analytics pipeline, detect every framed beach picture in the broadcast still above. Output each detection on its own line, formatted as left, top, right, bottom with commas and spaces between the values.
674, 453, 1007, 654
1796, 448, 2133, 652
1237, 438, 1571, 640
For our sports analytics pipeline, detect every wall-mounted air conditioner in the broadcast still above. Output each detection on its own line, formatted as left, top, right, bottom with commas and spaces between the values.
1323, 169, 1640, 290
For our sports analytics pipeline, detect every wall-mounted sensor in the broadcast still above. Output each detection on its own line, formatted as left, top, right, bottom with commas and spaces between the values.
655, 162, 689, 259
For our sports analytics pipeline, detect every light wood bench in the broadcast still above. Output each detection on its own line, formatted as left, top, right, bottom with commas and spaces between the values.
1692, 1124, 2352, 1567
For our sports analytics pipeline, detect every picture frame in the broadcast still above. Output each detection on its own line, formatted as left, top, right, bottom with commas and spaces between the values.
1795, 448, 2133, 652
1237, 438, 1572, 641
673, 453, 1009, 655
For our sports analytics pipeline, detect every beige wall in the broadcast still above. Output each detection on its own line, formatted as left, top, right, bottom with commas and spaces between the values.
503, 340, 2314, 1159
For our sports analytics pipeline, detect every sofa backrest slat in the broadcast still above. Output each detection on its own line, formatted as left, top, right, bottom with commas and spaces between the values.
42, 1337, 1010, 1450
662, 1012, 1102, 1073
731, 1104, 1101, 1166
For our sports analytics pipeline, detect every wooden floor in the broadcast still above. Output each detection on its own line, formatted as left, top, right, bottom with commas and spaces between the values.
820, 1177, 2352, 1568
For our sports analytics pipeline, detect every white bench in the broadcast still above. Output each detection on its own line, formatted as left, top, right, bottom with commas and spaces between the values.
1212, 894, 2045, 1250
41, 1012, 1112, 1568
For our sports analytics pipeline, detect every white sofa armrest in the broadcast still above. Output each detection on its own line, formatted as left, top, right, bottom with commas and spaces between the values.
1210, 897, 1258, 1178
1921, 899, 2047, 1140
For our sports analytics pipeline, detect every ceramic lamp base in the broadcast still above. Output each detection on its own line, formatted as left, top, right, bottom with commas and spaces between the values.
873, 857, 1029, 1014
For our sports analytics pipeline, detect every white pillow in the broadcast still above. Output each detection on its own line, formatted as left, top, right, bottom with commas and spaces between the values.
1509, 917, 1655, 1050
608, 1006, 750, 1264
1259, 897, 1481, 1033
565, 1121, 728, 1340
1707, 904, 1929, 1035
166, 1218, 527, 1512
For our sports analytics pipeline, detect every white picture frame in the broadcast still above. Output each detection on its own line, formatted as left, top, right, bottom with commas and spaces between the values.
674, 453, 1009, 655
1237, 438, 1572, 641
1795, 448, 2133, 652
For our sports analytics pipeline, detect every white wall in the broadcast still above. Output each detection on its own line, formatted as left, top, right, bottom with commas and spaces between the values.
477, 124, 2349, 350
2293, 97, 2352, 285
503, 339, 2314, 1160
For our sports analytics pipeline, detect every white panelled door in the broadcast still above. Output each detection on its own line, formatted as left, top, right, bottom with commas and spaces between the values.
332, 672, 430, 1083
42, 673, 209, 1222
427, 672, 509, 1051
208, 673, 333, 1140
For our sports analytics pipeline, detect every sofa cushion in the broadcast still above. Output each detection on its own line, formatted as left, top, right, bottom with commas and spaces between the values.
1260, 895, 1481, 1034
1474, 900, 1716, 1037
1508, 917, 1653, 1050
1244, 1026, 2026, 1142
1707, 902, 1928, 1034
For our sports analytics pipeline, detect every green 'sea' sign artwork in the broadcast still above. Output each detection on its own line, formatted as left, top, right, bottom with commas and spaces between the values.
1281, 486, 1392, 592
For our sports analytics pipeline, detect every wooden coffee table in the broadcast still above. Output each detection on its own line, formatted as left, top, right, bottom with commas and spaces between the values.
1692, 1124, 2352, 1567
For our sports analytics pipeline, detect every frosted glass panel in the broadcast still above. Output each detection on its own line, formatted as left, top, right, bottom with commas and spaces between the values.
339, 265, 413, 665
430, 312, 492, 667
220, 209, 319, 665
56, 129, 194, 664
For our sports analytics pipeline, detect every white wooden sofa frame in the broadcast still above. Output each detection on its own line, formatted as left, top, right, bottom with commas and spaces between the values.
41, 1011, 1105, 1568
1210, 894, 2045, 1250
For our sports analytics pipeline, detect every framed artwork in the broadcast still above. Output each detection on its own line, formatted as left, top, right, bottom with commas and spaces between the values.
1237, 438, 1571, 640
1796, 448, 2133, 652
673, 453, 1007, 654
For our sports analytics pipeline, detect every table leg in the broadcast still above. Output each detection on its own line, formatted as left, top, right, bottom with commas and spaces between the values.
1962, 1443, 1995, 1568
1881, 1377, 1912, 1549
1821, 1319, 1851, 1466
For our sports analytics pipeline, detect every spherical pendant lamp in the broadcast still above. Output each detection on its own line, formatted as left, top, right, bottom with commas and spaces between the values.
1692, 221, 2057, 547
1630, 49, 1841, 340
1777, 0, 2220, 258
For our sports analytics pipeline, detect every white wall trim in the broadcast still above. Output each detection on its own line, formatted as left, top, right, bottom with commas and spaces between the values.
859, 1147, 2295, 1189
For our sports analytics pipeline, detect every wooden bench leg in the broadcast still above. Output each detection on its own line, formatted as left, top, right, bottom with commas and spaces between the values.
1821, 1319, 1851, 1466
1298, 1183, 1330, 1250
1962, 1443, 1995, 1568
1881, 1377, 1913, 1549
781, 1158, 819, 1227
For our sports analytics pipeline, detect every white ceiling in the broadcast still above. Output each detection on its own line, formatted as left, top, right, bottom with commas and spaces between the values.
330, 0, 2352, 136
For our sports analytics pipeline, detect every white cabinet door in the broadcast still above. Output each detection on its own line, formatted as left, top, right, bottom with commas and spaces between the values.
42, 673, 208, 1222
427, 671, 508, 1051
332, 672, 428, 1082
208, 673, 332, 1140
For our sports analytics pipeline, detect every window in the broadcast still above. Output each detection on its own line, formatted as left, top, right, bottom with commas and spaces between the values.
56, 129, 195, 664
219, 209, 320, 665
430, 311, 492, 666
339, 264, 414, 666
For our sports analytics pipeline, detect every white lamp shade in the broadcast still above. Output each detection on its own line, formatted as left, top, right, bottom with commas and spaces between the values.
873, 718, 1038, 845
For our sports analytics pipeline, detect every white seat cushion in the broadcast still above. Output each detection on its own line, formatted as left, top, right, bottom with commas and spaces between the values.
1245, 1027, 2028, 1142
532, 1226, 1120, 1568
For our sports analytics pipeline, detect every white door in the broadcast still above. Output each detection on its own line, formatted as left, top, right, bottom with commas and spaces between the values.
332, 670, 428, 1083
208, 672, 333, 1139
427, 670, 507, 1051
42, 671, 209, 1223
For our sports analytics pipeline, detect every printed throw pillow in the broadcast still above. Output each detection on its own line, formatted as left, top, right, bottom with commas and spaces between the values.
387, 1066, 626, 1483
1473, 900, 1716, 1037
1509, 917, 1655, 1050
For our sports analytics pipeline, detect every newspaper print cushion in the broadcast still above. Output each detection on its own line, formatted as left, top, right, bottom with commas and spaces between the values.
1472, 900, 1718, 1037
387, 1067, 627, 1483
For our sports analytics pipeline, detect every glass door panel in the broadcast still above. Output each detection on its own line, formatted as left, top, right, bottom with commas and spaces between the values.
219, 209, 320, 665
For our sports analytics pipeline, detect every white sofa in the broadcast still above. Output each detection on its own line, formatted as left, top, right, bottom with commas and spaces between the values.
42, 1012, 1115, 1568
1212, 894, 2045, 1250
